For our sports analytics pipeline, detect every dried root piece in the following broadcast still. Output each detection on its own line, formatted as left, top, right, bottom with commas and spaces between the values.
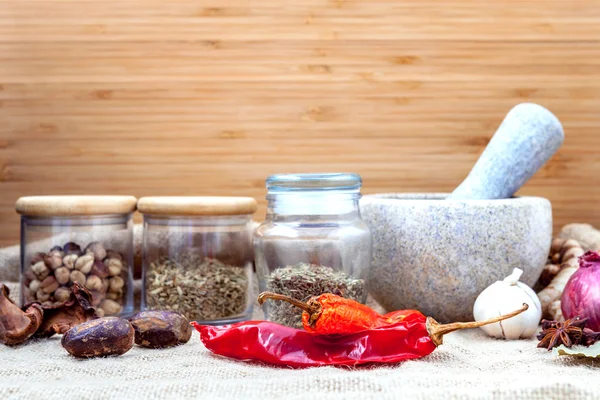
559, 223, 600, 252
537, 238, 584, 290
537, 238, 584, 321
31, 282, 99, 337
0, 283, 43, 346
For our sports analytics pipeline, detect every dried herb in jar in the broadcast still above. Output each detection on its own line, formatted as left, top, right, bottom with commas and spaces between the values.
145, 256, 249, 322
265, 263, 365, 328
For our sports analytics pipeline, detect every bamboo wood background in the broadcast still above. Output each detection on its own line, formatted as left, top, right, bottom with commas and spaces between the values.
0, 0, 599, 247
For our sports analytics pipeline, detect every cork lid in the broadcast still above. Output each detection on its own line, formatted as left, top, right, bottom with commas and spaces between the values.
137, 196, 258, 216
16, 196, 137, 217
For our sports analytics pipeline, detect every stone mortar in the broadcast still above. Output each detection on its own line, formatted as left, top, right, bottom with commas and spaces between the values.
360, 193, 552, 323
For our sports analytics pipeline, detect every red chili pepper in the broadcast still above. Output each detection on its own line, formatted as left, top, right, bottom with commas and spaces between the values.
257, 292, 418, 334
194, 293, 528, 368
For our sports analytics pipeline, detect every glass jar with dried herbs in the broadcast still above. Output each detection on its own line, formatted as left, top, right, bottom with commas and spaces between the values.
138, 196, 257, 324
254, 173, 372, 328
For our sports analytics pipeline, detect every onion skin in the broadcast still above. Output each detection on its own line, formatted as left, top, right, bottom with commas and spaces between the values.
561, 251, 600, 331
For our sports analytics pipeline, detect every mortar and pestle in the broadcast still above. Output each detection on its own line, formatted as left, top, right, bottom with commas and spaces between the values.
360, 103, 564, 322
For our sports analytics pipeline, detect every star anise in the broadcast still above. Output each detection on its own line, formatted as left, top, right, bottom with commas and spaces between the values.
582, 328, 600, 347
537, 318, 587, 351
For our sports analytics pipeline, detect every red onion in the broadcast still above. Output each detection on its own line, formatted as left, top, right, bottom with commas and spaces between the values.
561, 251, 600, 331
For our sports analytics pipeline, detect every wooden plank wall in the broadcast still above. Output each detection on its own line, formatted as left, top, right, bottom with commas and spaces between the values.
0, 0, 599, 247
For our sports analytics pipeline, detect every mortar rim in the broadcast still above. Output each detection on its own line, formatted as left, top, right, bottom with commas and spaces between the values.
360, 193, 550, 205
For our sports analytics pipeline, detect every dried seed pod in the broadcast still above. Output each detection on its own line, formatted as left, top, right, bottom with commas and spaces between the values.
63, 242, 82, 256
44, 250, 64, 270
40, 276, 59, 294
85, 242, 107, 261
70, 270, 87, 286
105, 250, 123, 262
0, 284, 44, 346
36, 289, 50, 302
109, 276, 125, 293
34, 283, 99, 337
61, 317, 134, 358
129, 310, 192, 348
106, 291, 122, 301
99, 299, 122, 315
30, 252, 46, 265
31, 261, 50, 280
74, 254, 94, 274
106, 258, 123, 277
50, 245, 64, 254
91, 260, 110, 279
62, 254, 78, 270
85, 275, 104, 292
29, 279, 41, 293
91, 291, 104, 307
54, 267, 70, 285
53, 287, 71, 303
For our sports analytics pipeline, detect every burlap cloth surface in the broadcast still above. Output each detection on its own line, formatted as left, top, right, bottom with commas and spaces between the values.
1, 245, 599, 400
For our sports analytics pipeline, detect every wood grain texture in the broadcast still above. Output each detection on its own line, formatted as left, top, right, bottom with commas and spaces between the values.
1, 0, 599, 247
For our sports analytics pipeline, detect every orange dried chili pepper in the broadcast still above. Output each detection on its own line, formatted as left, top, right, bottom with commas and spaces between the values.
257, 291, 418, 334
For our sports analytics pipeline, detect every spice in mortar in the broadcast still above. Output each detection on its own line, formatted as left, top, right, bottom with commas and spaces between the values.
145, 256, 249, 322
265, 263, 365, 328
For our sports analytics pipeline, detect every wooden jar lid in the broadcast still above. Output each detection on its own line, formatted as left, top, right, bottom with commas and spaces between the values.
16, 196, 138, 217
137, 196, 258, 216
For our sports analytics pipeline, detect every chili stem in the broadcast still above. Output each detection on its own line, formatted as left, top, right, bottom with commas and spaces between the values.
427, 303, 529, 346
257, 292, 320, 315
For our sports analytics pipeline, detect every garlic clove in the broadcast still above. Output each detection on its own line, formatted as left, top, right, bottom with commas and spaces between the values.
473, 268, 542, 340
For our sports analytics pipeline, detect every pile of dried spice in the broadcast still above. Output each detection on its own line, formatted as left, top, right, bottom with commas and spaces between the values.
145, 256, 249, 322
264, 263, 365, 328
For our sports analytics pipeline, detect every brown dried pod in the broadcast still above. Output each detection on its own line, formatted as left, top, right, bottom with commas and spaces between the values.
105, 258, 123, 277
44, 250, 64, 270
54, 267, 70, 285
32, 282, 99, 337
109, 276, 125, 293
74, 254, 94, 274
61, 317, 134, 358
99, 299, 122, 315
40, 276, 59, 294
91, 260, 110, 279
31, 261, 50, 280
85, 242, 107, 261
53, 287, 71, 303
91, 291, 104, 307
30, 252, 46, 265
36, 289, 50, 302
85, 275, 104, 292
63, 242, 82, 256
105, 250, 123, 262
69, 270, 86, 286
29, 279, 41, 293
129, 310, 192, 348
106, 291, 122, 301
1, 283, 44, 346
62, 254, 78, 270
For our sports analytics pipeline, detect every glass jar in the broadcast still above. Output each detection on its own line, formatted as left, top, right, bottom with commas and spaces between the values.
138, 196, 257, 324
254, 173, 372, 328
16, 196, 137, 317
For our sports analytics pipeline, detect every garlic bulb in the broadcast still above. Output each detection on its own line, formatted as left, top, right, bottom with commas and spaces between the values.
473, 268, 542, 339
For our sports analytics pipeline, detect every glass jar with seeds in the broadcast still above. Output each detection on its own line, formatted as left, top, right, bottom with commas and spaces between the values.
138, 196, 257, 324
16, 196, 137, 317
254, 173, 372, 328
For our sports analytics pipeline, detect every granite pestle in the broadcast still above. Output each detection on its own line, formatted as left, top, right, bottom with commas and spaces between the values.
449, 103, 564, 200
